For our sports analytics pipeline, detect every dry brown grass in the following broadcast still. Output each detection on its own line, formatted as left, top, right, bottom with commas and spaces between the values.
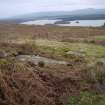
0, 59, 90, 105
0, 24, 105, 42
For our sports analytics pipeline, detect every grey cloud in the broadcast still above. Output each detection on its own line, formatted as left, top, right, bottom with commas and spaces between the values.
0, 0, 105, 18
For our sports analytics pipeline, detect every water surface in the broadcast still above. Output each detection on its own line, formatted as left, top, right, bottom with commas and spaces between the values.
22, 19, 105, 27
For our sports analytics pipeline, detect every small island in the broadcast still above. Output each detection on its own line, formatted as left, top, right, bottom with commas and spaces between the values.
75, 21, 79, 23
54, 20, 70, 24
103, 22, 105, 27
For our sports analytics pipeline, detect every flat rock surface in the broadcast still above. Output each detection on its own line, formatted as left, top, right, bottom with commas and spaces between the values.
16, 55, 68, 65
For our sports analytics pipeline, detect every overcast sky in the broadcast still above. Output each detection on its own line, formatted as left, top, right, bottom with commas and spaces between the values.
0, 0, 105, 18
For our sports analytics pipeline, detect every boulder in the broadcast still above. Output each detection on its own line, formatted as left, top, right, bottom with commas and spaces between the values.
0, 50, 8, 58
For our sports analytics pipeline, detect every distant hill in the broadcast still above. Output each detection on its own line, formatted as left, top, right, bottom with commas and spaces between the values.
0, 8, 105, 23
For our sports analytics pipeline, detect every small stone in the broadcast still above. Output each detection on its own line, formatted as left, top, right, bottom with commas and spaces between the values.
66, 51, 85, 57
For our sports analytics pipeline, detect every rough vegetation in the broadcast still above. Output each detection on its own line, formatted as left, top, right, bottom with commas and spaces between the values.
0, 24, 105, 105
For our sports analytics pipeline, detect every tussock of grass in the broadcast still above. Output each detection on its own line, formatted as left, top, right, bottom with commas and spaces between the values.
38, 61, 45, 67
0, 59, 28, 74
83, 59, 105, 85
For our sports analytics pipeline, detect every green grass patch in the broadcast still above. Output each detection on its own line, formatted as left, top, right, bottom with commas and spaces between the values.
94, 35, 105, 40
68, 92, 105, 105
0, 59, 9, 66
35, 39, 105, 58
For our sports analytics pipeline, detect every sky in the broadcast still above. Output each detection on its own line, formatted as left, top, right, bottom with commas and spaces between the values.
0, 0, 105, 18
